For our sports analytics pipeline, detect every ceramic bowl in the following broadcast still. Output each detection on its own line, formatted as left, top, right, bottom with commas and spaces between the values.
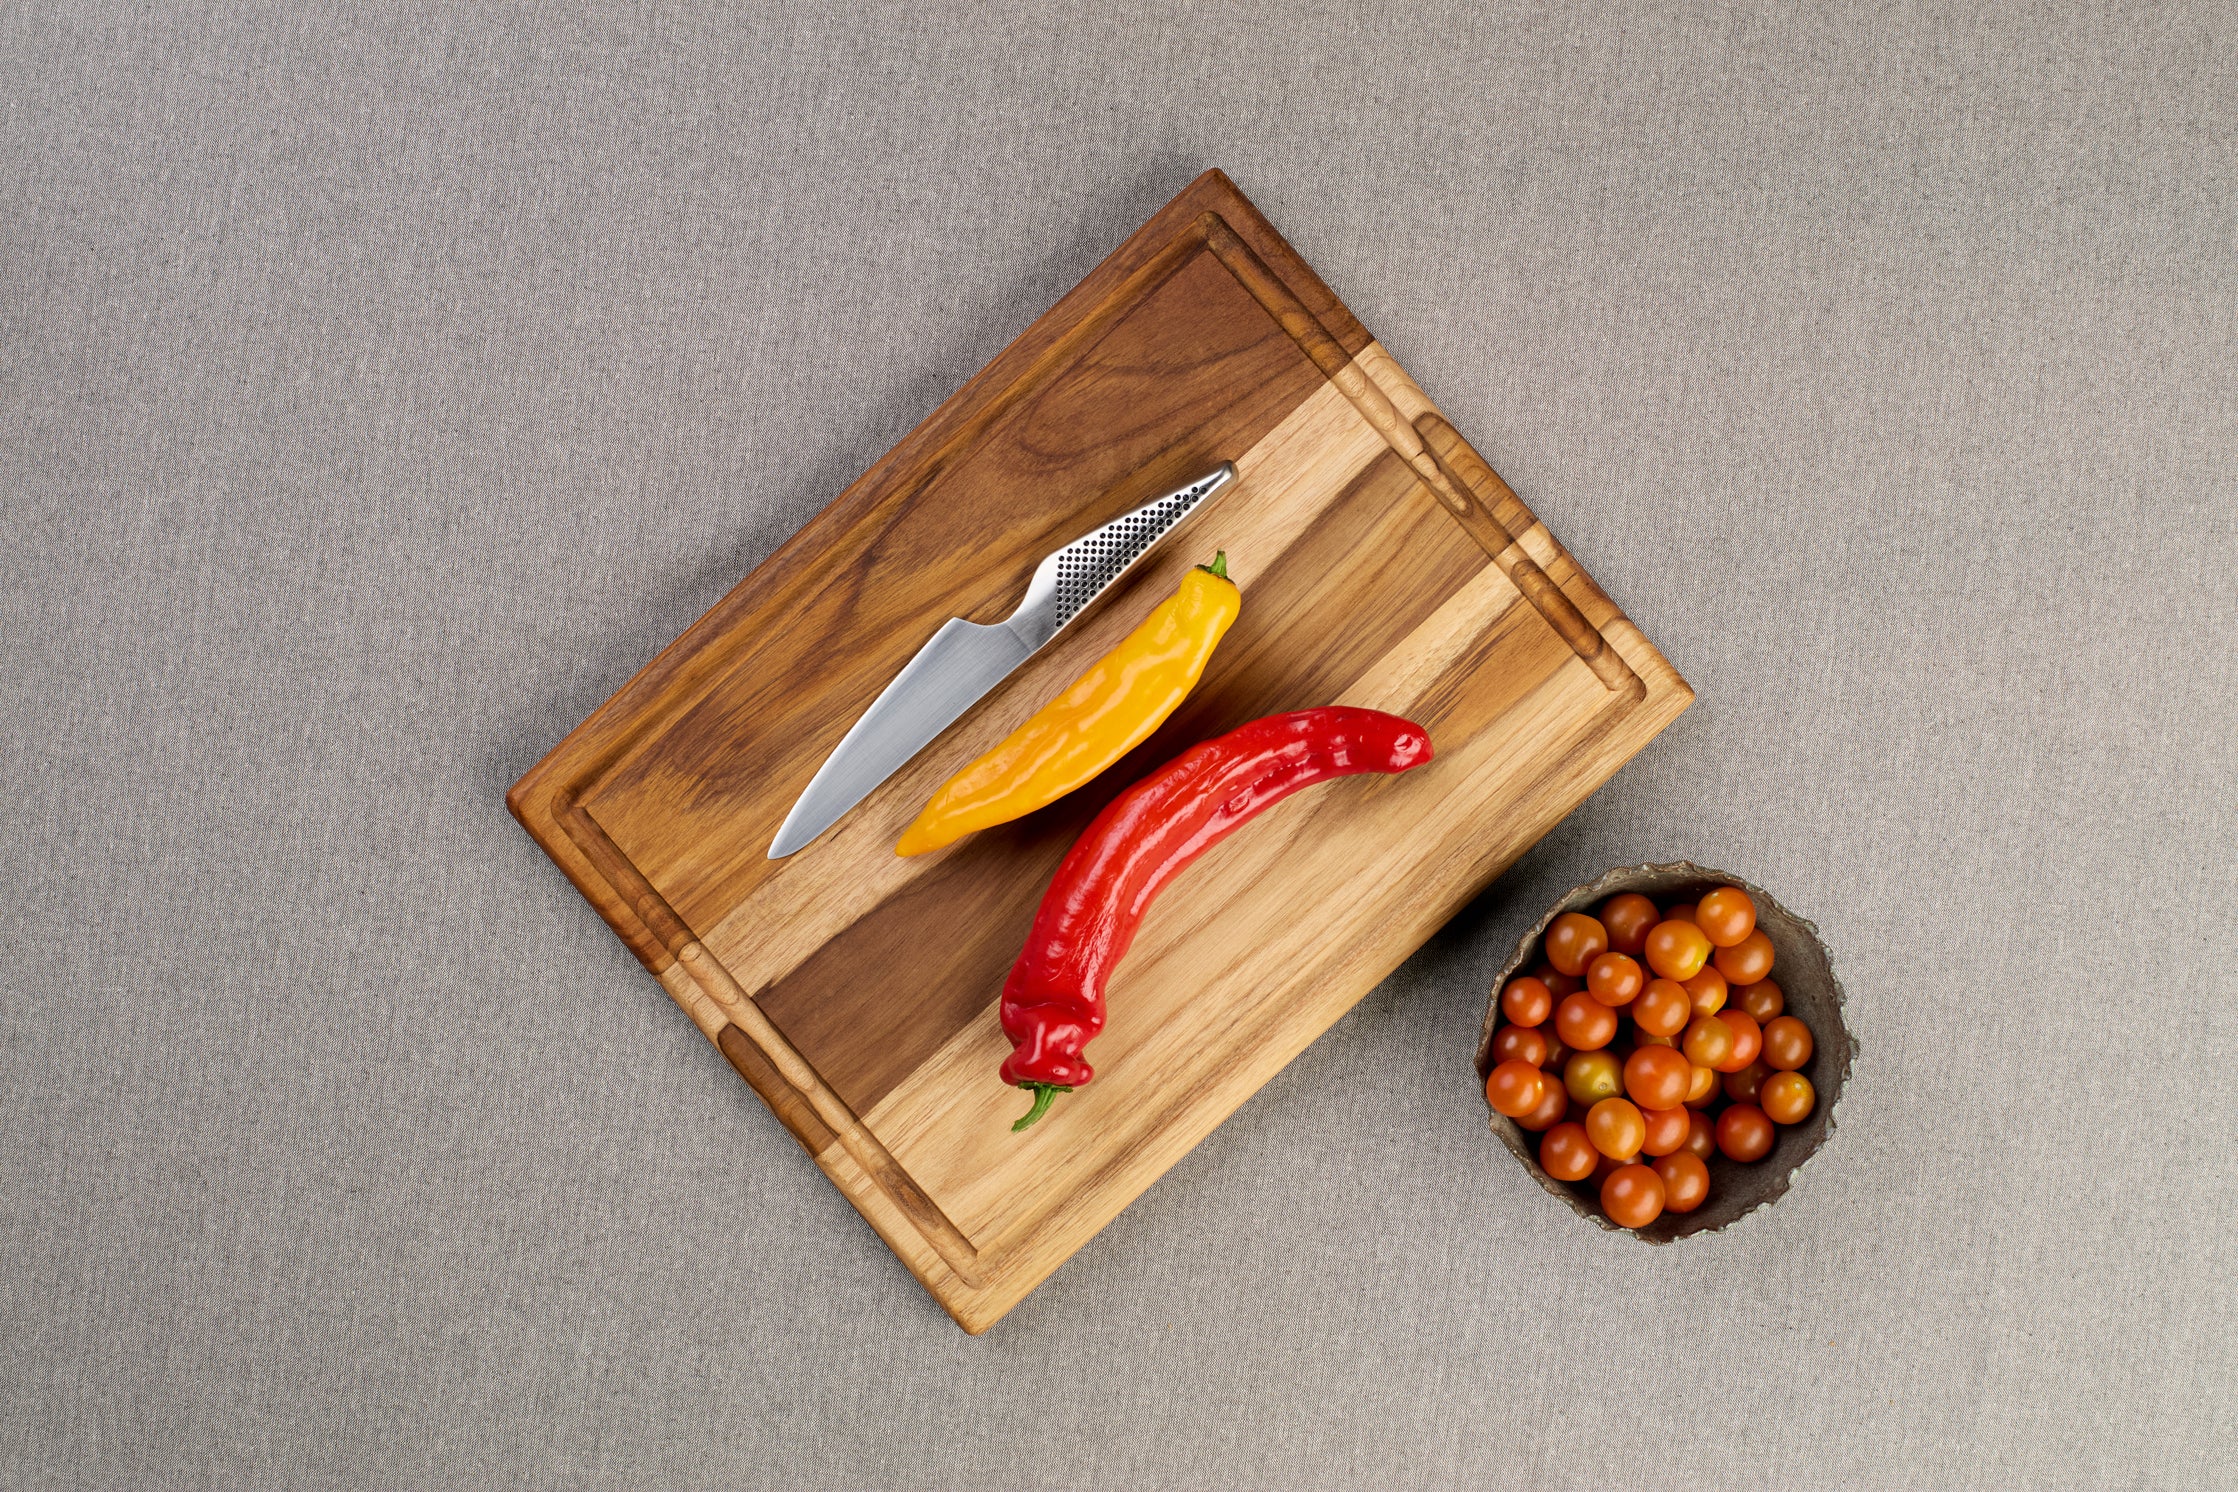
1477, 863, 1854, 1240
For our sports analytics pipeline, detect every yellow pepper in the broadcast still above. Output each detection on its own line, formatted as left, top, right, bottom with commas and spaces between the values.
896, 553, 1242, 857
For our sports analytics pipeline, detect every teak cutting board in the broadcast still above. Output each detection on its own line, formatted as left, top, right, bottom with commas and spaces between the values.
509, 171, 1690, 1332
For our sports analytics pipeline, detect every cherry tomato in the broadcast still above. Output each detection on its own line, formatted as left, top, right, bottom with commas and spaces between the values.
1635, 1031, 1676, 1049
1500, 976, 1554, 1027
1554, 993, 1617, 1052
1654, 1151, 1710, 1213
1623, 1046, 1692, 1110
1715, 1009, 1762, 1073
1599, 893, 1659, 956
1639, 1104, 1691, 1157
1683, 1110, 1717, 1159
1586, 952, 1645, 1007
1629, 979, 1686, 1037
1716, 1104, 1775, 1162
1713, 928, 1775, 986
1486, 1059, 1546, 1118
1734, 979, 1785, 1025
1681, 1013, 1734, 1070
1662, 903, 1698, 925
1564, 1050, 1624, 1106
1490, 1024, 1548, 1068
1644, 920, 1713, 981
1539, 1028, 1571, 1071
1544, 913, 1609, 978
1761, 1071, 1815, 1125
1539, 1122, 1597, 1181
1586, 1097, 1646, 1160
1601, 1163, 1666, 1228
1592, 1148, 1627, 1183
1695, 886, 1757, 948
1762, 1015, 1814, 1071
1530, 964, 1582, 999
1722, 1059, 1770, 1105
1682, 965, 1728, 1016
1517, 1077, 1569, 1131
1684, 1062, 1720, 1107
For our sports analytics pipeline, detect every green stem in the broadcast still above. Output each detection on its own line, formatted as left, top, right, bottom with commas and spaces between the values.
1197, 551, 1229, 581
1011, 1082, 1072, 1132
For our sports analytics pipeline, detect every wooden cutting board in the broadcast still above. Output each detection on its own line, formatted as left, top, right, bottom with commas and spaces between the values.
509, 170, 1691, 1332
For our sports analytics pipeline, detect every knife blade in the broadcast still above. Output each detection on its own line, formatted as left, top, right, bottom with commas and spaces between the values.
767, 463, 1236, 858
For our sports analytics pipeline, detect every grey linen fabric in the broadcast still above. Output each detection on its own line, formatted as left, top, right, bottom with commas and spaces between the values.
3, 2, 2233, 1487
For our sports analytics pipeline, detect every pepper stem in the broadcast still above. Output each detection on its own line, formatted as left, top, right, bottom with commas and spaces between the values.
1011, 1082, 1072, 1132
1197, 551, 1229, 581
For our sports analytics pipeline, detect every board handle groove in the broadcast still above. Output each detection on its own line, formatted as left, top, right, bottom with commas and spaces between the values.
555, 800, 985, 1287
676, 943, 986, 1289
1414, 414, 1641, 696
1200, 215, 1635, 695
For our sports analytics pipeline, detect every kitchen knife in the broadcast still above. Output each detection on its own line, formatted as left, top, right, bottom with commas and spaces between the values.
768, 463, 1236, 858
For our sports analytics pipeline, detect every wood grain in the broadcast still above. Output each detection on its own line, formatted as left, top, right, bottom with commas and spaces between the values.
507, 170, 1692, 1331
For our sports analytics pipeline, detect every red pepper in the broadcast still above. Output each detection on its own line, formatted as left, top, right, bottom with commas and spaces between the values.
1001, 706, 1435, 1130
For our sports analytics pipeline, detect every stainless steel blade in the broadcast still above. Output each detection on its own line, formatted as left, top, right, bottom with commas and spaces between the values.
767, 462, 1234, 857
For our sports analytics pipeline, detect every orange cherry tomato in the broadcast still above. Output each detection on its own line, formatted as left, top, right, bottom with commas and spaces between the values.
1599, 893, 1659, 956
1501, 976, 1554, 1027
1517, 1077, 1569, 1131
1654, 1151, 1710, 1213
1586, 1097, 1646, 1160
1486, 1059, 1546, 1118
1591, 1148, 1627, 1183
1682, 965, 1728, 1016
1715, 1009, 1763, 1072
1716, 1103, 1776, 1162
1639, 1104, 1691, 1157
1682, 1109, 1717, 1160
1529, 964, 1582, 999
1762, 1015, 1814, 1071
1684, 1062, 1720, 1107
1554, 993, 1617, 1052
1636, 1032, 1676, 1049
1539, 1028, 1571, 1071
1644, 919, 1714, 981
1681, 1013, 1734, 1070
1695, 886, 1757, 948
1722, 1059, 1770, 1105
1540, 1122, 1597, 1181
1624, 1046, 1692, 1110
1761, 1072, 1815, 1125
1544, 913, 1610, 977
1634, 979, 1692, 1037
1564, 1051, 1624, 1107
1662, 903, 1698, 925
1713, 928, 1775, 986
1586, 952, 1645, 1007
1734, 979, 1784, 1025
1601, 1163, 1666, 1228
1490, 1025, 1548, 1068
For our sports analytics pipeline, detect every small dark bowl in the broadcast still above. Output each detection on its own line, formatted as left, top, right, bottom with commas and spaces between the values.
1477, 863, 1854, 1241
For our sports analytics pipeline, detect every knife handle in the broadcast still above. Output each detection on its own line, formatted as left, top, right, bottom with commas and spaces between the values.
1003, 464, 1234, 651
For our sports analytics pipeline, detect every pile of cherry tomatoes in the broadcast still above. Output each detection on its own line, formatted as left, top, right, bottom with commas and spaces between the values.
1483, 885, 1818, 1230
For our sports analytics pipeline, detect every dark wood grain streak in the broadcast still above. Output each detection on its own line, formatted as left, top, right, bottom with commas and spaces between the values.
507, 170, 1350, 977
586, 245, 1331, 933
754, 452, 1499, 1114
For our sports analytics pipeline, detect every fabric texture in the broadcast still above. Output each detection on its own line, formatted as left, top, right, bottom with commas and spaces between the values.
3, 2, 2232, 1486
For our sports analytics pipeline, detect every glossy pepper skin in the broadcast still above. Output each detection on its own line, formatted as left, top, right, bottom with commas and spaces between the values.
895, 555, 1242, 858
1002, 706, 1434, 1130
